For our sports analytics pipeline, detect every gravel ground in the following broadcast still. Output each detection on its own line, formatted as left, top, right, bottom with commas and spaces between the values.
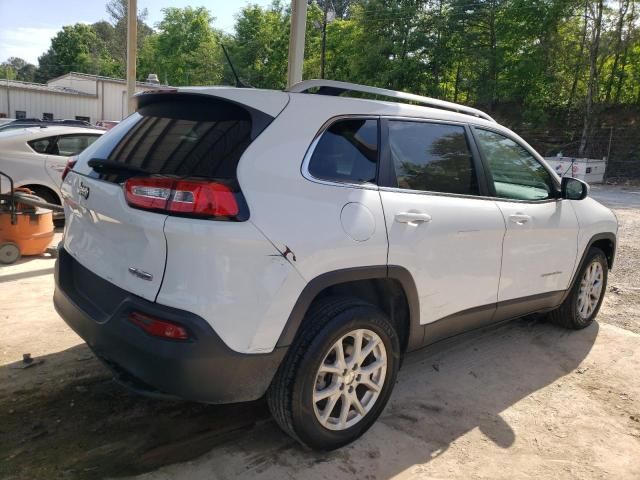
0, 185, 639, 480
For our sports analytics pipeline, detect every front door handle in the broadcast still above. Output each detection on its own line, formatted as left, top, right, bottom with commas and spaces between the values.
395, 212, 432, 224
509, 213, 531, 225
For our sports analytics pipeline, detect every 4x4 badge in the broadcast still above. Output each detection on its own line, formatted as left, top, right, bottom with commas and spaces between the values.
78, 181, 90, 200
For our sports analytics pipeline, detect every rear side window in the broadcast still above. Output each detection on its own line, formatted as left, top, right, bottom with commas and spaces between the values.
82, 95, 264, 183
54, 134, 100, 156
387, 121, 478, 195
308, 119, 378, 184
28, 137, 53, 154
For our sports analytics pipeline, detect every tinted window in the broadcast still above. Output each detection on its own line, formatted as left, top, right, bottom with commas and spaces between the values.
388, 121, 478, 195
43, 113, 54, 121
28, 137, 53, 154
16, 111, 26, 119
54, 134, 100, 156
308, 119, 378, 183
84, 96, 256, 183
474, 129, 555, 201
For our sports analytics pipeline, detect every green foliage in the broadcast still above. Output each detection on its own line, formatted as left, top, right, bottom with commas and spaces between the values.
141, 7, 223, 86
3, 0, 639, 127
0, 57, 37, 82
35, 23, 117, 82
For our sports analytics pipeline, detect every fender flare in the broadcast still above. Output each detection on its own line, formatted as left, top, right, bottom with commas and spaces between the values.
275, 265, 422, 350
560, 232, 616, 304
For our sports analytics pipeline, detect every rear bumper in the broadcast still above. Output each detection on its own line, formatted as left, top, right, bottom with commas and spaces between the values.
53, 247, 286, 404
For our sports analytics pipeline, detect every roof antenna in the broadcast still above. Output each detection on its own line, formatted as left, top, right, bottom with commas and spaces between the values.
220, 43, 251, 88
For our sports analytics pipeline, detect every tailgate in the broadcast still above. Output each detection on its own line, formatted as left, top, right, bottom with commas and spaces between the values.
61, 172, 167, 301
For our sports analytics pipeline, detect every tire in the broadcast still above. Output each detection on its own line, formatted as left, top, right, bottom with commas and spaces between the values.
0, 242, 21, 264
267, 297, 400, 450
548, 247, 608, 329
29, 187, 64, 228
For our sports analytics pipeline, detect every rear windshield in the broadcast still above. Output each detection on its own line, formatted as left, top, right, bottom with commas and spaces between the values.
79, 94, 263, 182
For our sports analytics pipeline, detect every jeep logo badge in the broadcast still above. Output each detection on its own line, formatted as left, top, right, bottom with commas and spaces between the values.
78, 181, 90, 200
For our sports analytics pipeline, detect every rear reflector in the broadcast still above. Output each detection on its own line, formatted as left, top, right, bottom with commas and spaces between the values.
62, 156, 78, 181
129, 311, 190, 340
124, 177, 239, 218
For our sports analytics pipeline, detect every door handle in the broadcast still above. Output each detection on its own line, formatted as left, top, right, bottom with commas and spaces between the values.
395, 212, 432, 224
509, 213, 531, 225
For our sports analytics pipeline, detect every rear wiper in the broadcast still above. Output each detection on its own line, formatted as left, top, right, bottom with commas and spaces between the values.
87, 158, 148, 175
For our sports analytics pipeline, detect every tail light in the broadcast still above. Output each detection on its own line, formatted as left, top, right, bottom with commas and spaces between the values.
61, 156, 78, 181
129, 311, 190, 340
124, 177, 240, 219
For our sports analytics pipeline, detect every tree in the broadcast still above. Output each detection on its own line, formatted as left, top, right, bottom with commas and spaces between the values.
140, 7, 223, 86
103, 0, 153, 77
578, 0, 604, 157
1, 57, 37, 82
36, 23, 116, 81
229, 3, 291, 88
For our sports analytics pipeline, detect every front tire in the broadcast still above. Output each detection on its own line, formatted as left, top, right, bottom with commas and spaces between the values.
267, 297, 400, 450
548, 247, 608, 329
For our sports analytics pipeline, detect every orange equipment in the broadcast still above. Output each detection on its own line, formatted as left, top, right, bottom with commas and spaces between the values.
0, 171, 60, 264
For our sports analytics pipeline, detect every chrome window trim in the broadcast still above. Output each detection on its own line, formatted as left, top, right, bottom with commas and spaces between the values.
300, 114, 562, 204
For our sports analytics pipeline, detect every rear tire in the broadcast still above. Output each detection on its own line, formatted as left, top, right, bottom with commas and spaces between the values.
29, 187, 64, 228
548, 247, 608, 329
267, 297, 400, 450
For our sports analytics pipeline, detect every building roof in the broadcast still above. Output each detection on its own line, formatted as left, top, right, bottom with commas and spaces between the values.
47, 72, 162, 88
0, 79, 96, 97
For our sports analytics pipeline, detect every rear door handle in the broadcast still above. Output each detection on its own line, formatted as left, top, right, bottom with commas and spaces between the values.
395, 212, 432, 224
509, 213, 531, 225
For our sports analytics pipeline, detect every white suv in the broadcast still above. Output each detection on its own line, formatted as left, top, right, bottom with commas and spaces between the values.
54, 80, 617, 450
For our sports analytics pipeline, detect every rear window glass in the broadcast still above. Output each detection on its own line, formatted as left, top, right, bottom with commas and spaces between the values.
84, 95, 256, 182
308, 119, 378, 184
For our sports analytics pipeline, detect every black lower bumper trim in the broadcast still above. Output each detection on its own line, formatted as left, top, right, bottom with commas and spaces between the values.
53, 248, 286, 404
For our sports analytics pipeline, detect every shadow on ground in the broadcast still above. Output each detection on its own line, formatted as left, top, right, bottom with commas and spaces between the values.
0, 318, 598, 479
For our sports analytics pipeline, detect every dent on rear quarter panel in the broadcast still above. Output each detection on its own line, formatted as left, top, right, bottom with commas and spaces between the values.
156, 217, 306, 354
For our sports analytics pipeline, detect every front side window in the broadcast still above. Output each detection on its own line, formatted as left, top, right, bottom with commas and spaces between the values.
53, 134, 100, 156
474, 128, 555, 201
308, 119, 378, 184
387, 121, 478, 195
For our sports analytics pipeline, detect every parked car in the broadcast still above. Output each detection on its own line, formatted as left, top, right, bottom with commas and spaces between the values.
96, 120, 120, 130
0, 126, 105, 210
54, 80, 617, 451
0, 118, 97, 133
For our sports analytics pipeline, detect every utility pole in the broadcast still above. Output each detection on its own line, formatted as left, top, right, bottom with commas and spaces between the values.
287, 0, 307, 88
126, 0, 137, 115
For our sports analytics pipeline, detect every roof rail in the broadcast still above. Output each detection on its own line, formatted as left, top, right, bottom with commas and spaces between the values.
287, 79, 495, 123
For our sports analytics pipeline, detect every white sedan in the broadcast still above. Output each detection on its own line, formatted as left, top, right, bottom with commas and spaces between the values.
0, 126, 104, 206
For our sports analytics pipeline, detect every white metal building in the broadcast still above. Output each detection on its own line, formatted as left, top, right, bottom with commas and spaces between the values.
0, 72, 162, 123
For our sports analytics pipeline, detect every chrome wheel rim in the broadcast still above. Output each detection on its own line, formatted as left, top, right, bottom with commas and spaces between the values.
312, 329, 387, 431
577, 260, 604, 320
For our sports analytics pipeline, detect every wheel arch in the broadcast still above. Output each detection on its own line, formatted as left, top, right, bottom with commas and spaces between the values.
276, 266, 422, 354
20, 183, 61, 204
561, 232, 616, 305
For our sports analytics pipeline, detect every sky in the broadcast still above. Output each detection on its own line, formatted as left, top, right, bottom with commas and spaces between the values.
0, 0, 272, 64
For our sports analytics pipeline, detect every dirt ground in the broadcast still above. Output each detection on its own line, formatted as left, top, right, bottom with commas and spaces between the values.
1, 185, 639, 480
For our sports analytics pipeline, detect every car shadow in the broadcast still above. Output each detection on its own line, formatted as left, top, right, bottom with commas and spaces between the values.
0, 318, 598, 479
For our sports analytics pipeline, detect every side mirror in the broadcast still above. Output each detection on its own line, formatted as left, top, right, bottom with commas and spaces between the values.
561, 176, 589, 200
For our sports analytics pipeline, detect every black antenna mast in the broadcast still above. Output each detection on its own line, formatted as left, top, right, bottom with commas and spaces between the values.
220, 43, 249, 88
